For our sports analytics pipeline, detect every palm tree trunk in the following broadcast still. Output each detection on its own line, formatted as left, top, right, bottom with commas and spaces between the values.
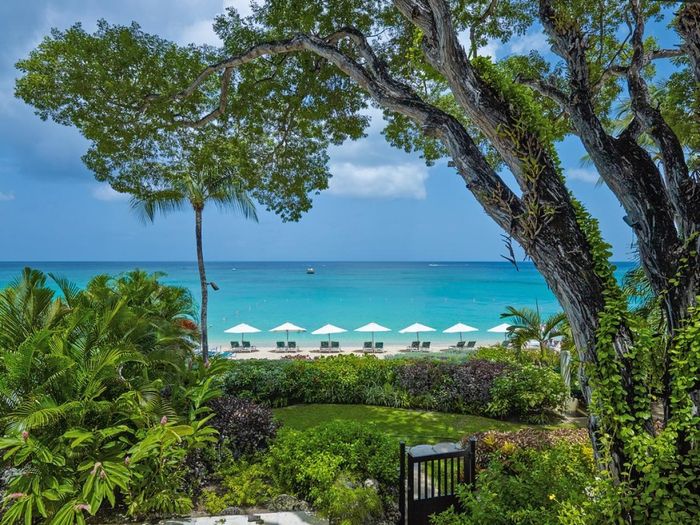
194, 206, 209, 365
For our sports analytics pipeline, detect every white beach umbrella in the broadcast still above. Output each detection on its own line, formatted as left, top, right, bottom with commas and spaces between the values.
270, 321, 306, 345
488, 322, 512, 340
487, 323, 512, 333
399, 322, 436, 342
355, 322, 391, 346
443, 322, 479, 342
224, 322, 261, 344
311, 323, 347, 344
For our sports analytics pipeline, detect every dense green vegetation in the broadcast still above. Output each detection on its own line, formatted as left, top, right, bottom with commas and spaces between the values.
0, 269, 224, 524
223, 354, 567, 423
273, 404, 524, 444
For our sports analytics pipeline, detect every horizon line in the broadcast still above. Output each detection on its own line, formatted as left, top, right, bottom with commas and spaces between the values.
0, 259, 637, 264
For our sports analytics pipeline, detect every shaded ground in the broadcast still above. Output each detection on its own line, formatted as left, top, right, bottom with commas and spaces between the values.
272, 404, 525, 444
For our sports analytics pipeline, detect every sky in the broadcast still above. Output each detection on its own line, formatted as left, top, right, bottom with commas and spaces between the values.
0, 0, 677, 262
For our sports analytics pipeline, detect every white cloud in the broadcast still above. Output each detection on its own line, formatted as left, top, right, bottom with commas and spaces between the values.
509, 32, 549, 54
180, 19, 221, 46
223, 0, 254, 18
92, 184, 130, 202
328, 162, 429, 199
566, 168, 599, 184
0, 191, 15, 201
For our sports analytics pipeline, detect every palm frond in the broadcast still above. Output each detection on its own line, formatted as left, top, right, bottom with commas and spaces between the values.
130, 191, 186, 224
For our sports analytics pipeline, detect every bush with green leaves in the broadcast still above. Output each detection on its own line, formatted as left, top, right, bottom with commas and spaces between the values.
201, 421, 398, 524
223, 355, 565, 421
432, 441, 608, 525
485, 364, 567, 423
0, 269, 224, 524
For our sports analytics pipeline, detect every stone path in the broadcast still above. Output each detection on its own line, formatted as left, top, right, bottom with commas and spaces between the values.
163, 511, 327, 525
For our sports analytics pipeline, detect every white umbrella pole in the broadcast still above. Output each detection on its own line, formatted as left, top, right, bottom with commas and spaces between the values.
286, 330, 290, 346
460, 331, 463, 342
372, 332, 375, 350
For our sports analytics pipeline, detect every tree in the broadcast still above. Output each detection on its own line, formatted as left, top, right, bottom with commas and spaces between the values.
500, 306, 566, 362
131, 162, 257, 364
14, 1, 700, 521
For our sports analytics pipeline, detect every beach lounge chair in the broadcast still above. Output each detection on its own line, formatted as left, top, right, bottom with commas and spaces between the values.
275, 341, 286, 352
318, 341, 330, 353
230, 341, 241, 350
374, 342, 384, 353
331, 341, 341, 352
242, 341, 256, 352
466, 340, 476, 349
402, 341, 420, 352
420, 341, 431, 351
288, 341, 298, 351
445, 341, 466, 351
362, 341, 373, 352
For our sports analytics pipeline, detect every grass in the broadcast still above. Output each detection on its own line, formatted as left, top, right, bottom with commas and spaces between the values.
272, 403, 526, 445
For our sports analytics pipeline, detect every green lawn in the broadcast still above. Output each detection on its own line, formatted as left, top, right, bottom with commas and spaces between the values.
272, 404, 526, 445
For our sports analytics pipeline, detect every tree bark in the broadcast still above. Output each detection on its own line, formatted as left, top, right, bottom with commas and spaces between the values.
678, 3, 700, 83
195, 205, 209, 365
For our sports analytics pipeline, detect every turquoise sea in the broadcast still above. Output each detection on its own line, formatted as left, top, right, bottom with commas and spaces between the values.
0, 261, 634, 347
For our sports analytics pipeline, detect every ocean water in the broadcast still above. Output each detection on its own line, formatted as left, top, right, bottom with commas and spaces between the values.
0, 261, 634, 346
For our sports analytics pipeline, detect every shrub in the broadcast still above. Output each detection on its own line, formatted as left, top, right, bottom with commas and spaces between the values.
223, 355, 566, 422
394, 360, 444, 397
325, 478, 383, 525
446, 360, 512, 412
209, 396, 279, 458
219, 460, 276, 507
462, 428, 590, 469
469, 345, 519, 363
486, 364, 567, 422
267, 422, 398, 494
202, 421, 398, 524
432, 441, 606, 525
223, 360, 297, 406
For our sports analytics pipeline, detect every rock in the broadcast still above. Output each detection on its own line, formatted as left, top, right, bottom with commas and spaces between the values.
363, 478, 379, 490
220, 506, 243, 515
266, 494, 310, 512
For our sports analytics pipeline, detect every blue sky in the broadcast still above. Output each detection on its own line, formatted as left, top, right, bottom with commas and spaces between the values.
0, 1, 674, 262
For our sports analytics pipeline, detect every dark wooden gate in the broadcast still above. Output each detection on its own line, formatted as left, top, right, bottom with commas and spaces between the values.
398, 438, 476, 525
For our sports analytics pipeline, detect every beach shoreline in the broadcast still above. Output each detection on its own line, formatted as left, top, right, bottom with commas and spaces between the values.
209, 340, 501, 360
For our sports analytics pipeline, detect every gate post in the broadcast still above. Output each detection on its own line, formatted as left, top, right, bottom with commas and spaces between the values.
399, 441, 406, 524
467, 436, 477, 488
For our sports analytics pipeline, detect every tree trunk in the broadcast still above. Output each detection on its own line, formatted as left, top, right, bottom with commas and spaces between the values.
195, 206, 209, 365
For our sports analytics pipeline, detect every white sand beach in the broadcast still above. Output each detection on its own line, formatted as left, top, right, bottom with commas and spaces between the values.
209, 340, 501, 360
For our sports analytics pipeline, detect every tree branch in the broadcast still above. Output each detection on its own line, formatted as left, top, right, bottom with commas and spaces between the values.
147, 28, 525, 238
626, 0, 698, 239
517, 76, 569, 108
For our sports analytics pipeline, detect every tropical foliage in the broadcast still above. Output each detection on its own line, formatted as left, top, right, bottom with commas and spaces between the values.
223, 355, 566, 422
0, 269, 223, 524
500, 306, 567, 362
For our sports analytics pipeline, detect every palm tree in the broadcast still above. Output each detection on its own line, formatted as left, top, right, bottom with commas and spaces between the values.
132, 170, 257, 364
500, 305, 567, 362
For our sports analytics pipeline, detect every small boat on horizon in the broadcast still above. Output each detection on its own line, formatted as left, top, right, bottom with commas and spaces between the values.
306, 267, 315, 274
